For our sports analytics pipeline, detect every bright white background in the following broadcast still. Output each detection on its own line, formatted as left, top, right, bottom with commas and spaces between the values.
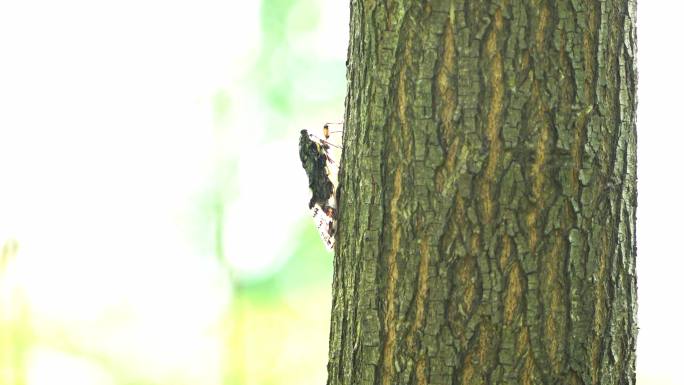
635, 2, 684, 384
0, 1, 681, 384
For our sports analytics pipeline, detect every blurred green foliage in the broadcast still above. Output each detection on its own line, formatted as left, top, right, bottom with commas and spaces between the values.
1, 0, 346, 384
213, 0, 345, 383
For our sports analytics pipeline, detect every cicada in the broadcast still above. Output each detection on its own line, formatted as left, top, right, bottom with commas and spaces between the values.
299, 123, 342, 250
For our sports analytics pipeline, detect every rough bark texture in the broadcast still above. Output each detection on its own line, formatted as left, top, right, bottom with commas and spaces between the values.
327, 0, 637, 384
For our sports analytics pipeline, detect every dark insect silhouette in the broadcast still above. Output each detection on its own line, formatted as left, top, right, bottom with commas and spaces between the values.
299, 123, 343, 251
299, 129, 335, 209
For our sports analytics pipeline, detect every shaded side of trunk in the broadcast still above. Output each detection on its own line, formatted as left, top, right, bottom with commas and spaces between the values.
328, 0, 636, 384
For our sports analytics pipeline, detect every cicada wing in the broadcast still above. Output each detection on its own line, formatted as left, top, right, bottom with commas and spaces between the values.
311, 204, 335, 251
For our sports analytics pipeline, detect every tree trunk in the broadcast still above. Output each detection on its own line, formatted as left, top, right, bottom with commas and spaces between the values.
328, 0, 637, 384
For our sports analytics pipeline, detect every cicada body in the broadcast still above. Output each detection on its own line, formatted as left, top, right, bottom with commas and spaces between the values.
299, 123, 343, 251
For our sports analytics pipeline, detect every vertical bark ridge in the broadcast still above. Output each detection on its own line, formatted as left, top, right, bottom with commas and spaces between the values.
381, 166, 402, 385
482, 8, 504, 223
408, 228, 430, 385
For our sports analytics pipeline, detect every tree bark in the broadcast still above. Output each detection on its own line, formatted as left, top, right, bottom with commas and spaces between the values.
327, 0, 637, 384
